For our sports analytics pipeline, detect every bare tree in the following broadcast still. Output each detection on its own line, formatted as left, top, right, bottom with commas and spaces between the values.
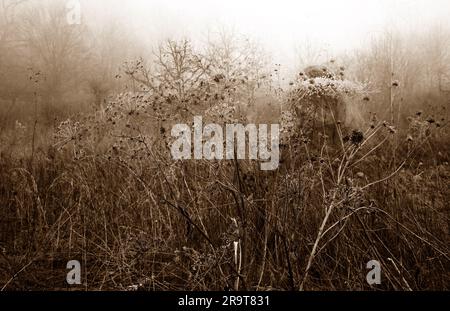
86, 22, 134, 109
0, 0, 26, 51
154, 39, 208, 103
18, 0, 90, 108
294, 38, 330, 71
205, 29, 270, 106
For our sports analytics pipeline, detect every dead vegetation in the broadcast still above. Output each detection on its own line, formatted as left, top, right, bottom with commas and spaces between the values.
0, 0, 449, 292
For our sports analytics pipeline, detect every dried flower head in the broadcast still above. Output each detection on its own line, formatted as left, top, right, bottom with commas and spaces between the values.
350, 130, 364, 145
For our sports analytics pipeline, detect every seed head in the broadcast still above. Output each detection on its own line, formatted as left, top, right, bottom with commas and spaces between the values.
350, 130, 364, 145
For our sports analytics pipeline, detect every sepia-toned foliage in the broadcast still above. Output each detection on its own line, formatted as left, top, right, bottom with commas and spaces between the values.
0, 0, 449, 292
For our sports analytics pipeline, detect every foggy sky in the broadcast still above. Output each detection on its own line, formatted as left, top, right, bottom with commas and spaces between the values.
82, 0, 450, 66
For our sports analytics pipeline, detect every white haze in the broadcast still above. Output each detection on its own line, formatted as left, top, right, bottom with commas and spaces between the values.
80, 0, 450, 67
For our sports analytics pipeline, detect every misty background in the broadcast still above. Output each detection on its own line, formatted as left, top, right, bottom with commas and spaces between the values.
1, 0, 450, 132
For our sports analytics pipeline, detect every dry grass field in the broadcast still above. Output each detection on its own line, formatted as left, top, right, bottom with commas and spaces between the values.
0, 0, 449, 291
